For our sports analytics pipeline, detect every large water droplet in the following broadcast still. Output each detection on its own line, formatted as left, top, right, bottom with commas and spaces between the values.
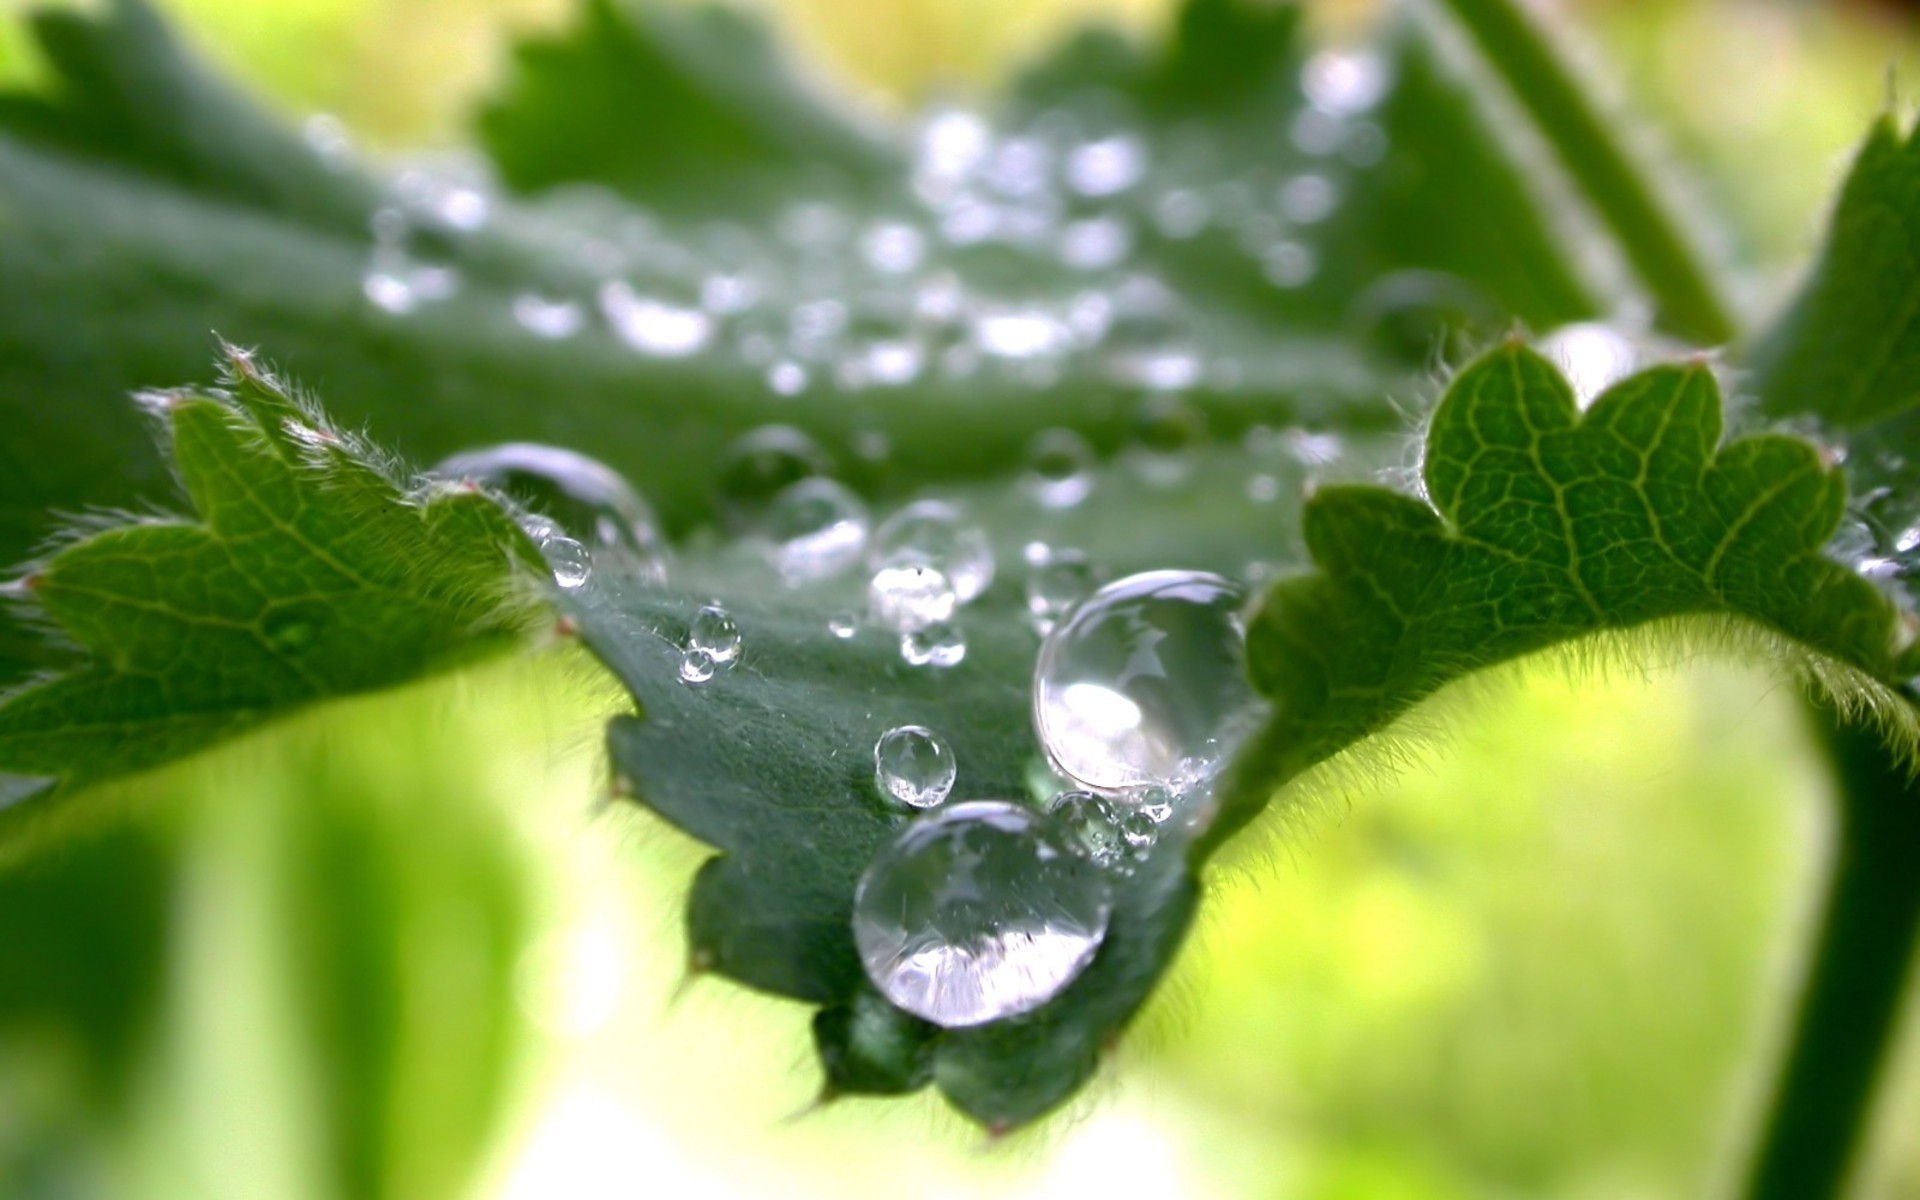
688, 603, 741, 665
1065, 135, 1147, 198
433, 442, 664, 562
868, 564, 958, 633
869, 501, 995, 605
852, 800, 1113, 1027
873, 725, 957, 809
1034, 570, 1257, 796
760, 478, 870, 584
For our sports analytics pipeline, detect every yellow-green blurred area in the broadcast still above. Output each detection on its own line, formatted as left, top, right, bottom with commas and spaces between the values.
2, 1, 1919, 1198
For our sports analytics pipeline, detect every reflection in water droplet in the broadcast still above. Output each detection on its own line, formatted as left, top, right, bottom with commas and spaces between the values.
829, 610, 860, 639
513, 293, 586, 340
1048, 790, 1128, 870
1034, 570, 1257, 797
543, 535, 592, 589
767, 360, 809, 396
852, 800, 1113, 1027
1059, 216, 1134, 271
679, 647, 717, 684
761, 478, 870, 584
717, 426, 833, 531
869, 564, 958, 633
599, 281, 713, 357
1066, 135, 1147, 197
870, 500, 995, 604
1024, 428, 1096, 508
1301, 48, 1389, 115
873, 725, 957, 809
901, 621, 966, 668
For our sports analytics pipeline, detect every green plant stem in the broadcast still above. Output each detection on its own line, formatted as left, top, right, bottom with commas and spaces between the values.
1426, 0, 1737, 345
1741, 699, 1920, 1200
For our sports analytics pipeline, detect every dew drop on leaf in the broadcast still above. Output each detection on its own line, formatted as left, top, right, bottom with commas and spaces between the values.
873, 725, 957, 809
760, 478, 870, 584
542, 535, 592, 590
869, 500, 995, 604
1025, 547, 1099, 634
900, 620, 967, 668
1023, 428, 1095, 508
716, 425, 834, 531
432, 442, 664, 563
1047, 790, 1127, 869
687, 604, 741, 665
678, 647, 717, 685
868, 563, 958, 633
852, 800, 1113, 1027
1033, 570, 1257, 797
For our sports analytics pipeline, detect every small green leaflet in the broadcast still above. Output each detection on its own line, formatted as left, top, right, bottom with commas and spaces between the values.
1213, 345, 1919, 850
0, 350, 541, 810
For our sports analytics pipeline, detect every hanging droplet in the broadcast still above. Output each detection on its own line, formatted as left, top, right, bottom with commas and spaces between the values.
873, 725, 957, 809
1024, 428, 1096, 508
1048, 791, 1128, 870
433, 442, 665, 564
541, 535, 592, 590
852, 800, 1113, 1027
688, 603, 741, 665
678, 647, 717, 684
717, 426, 834, 532
1025, 548, 1100, 634
760, 478, 870, 584
1033, 570, 1257, 797
901, 621, 966, 668
868, 564, 958, 633
869, 500, 996, 605
1129, 394, 1207, 486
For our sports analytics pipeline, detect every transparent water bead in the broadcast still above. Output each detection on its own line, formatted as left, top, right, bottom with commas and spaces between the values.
1025, 548, 1100, 634
761, 478, 870, 583
688, 604, 741, 665
541, 535, 592, 590
1024, 428, 1096, 508
1034, 570, 1257, 796
869, 500, 996, 605
828, 611, 860, 639
717, 425, 833, 532
1048, 791, 1128, 870
873, 725, 957, 809
433, 442, 664, 562
901, 621, 967, 668
868, 564, 958, 633
678, 647, 717, 685
1129, 394, 1207, 486
852, 800, 1113, 1027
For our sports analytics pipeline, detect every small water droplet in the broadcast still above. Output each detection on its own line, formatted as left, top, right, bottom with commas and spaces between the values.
1024, 428, 1096, 508
688, 604, 741, 664
1117, 809, 1158, 857
861, 221, 928, 275
599, 281, 713, 357
767, 360, 808, 396
1026, 548, 1100, 634
852, 800, 1113, 1027
1059, 216, 1134, 271
1066, 134, 1147, 197
1246, 473, 1281, 503
829, 610, 860, 639
901, 621, 966, 668
870, 500, 995, 605
1048, 791, 1128, 869
1129, 393, 1207, 486
1261, 241, 1317, 289
512, 293, 585, 340
717, 426, 833, 531
679, 647, 717, 684
1301, 48, 1389, 116
544, 535, 592, 589
873, 725, 957, 808
869, 564, 958, 633
1034, 570, 1257, 797
761, 478, 870, 584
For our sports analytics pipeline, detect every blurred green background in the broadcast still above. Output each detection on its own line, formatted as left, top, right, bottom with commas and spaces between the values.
1, 0, 1919, 1197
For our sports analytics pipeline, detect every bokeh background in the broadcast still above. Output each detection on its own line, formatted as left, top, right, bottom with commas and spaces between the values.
1, 0, 1919, 1197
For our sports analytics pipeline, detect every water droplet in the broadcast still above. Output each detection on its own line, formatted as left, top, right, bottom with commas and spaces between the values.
599, 281, 713, 358
1026, 548, 1099, 634
1066, 135, 1147, 197
869, 564, 958, 633
1024, 428, 1096, 508
1034, 570, 1257, 796
1059, 216, 1133, 271
1261, 241, 1317, 289
1116, 809, 1158, 856
1129, 394, 1207, 486
512, 293, 586, 340
1048, 791, 1128, 869
767, 360, 809, 396
1153, 189, 1211, 239
1537, 323, 1641, 409
1277, 173, 1339, 224
717, 426, 833, 531
901, 621, 966, 668
1301, 49, 1389, 116
862, 221, 928, 275
973, 307, 1070, 360
688, 604, 741, 664
1246, 473, 1281, 503
829, 611, 860, 639
433, 442, 665, 562
852, 800, 1113, 1027
679, 647, 717, 684
873, 725, 957, 808
761, 478, 870, 584
1349, 271, 1499, 368
543, 535, 592, 589
870, 501, 995, 605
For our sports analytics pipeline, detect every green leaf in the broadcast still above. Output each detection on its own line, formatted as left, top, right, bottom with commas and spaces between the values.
1751, 114, 1920, 429
0, 350, 541, 809
477, 0, 896, 212
1211, 344, 1917, 851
